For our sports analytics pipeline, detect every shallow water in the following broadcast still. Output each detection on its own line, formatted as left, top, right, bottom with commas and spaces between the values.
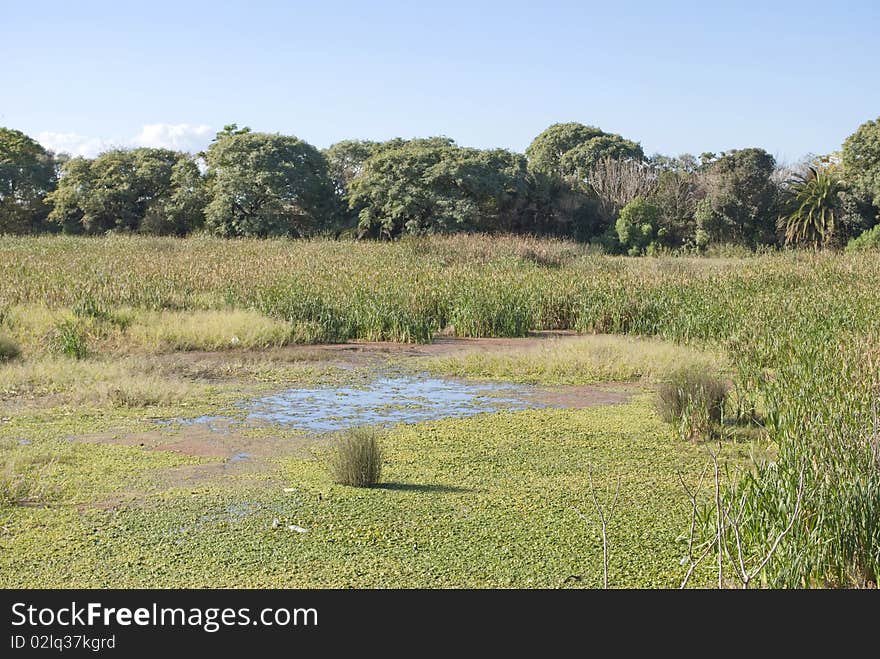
244, 375, 542, 432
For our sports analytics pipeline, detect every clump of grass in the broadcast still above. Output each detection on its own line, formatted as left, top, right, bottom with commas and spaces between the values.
0, 454, 60, 508
48, 320, 89, 359
330, 427, 383, 487
657, 367, 729, 441
0, 335, 20, 362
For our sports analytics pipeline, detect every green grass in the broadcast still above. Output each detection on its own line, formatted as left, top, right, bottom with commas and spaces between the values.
0, 396, 729, 588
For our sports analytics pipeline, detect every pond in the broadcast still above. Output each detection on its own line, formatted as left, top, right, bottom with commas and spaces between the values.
243, 375, 544, 432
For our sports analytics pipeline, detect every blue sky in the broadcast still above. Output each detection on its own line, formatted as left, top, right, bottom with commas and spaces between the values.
2, 0, 878, 162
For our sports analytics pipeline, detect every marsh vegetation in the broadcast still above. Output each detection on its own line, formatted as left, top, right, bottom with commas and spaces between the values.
0, 235, 877, 587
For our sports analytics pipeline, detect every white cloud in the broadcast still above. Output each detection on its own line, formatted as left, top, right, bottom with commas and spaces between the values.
131, 123, 213, 152
37, 131, 117, 158
37, 123, 214, 158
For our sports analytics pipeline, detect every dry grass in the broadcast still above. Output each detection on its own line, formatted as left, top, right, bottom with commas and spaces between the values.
425, 334, 726, 385
127, 309, 294, 351
1, 305, 296, 356
0, 356, 200, 408
656, 367, 730, 441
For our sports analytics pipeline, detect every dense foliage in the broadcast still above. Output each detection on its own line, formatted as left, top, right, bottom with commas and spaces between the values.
694, 148, 778, 248
2, 116, 879, 249
46, 148, 205, 235
204, 125, 339, 237
846, 223, 880, 252
349, 139, 532, 238
0, 128, 57, 233
615, 197, 664, 255
842, 117, 880, 213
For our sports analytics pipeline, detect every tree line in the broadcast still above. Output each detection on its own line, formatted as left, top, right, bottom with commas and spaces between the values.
2, 118, 879, 251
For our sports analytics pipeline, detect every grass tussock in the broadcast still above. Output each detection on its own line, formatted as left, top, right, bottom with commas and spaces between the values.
656, 367, 729, 441
48, 320, 89, 359
330, 427, 383, 487
426, 334, 726, 385
0, 444, 64, 508
0, 335, 20, 362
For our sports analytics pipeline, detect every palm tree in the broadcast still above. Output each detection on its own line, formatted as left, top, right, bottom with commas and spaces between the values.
778, 165, 844, 248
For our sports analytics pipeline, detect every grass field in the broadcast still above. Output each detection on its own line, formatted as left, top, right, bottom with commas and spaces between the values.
1, 235, 878, 587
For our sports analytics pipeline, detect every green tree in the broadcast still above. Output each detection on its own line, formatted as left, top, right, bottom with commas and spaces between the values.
525, 123, 644, 240
324, 140, 381, 196
559, 134, 644, 179
47, 148, 205, 235
526, 122, 644, 180
615, 197, 664, 255
143, 157, 209, 235
778, 165, 844, 248
349, 139, 531, 238
841, 116, 880, 225
204, 128, 338, 237
0, 127, 57, 233
694, 148, 779, 248
525, 123, 606, 178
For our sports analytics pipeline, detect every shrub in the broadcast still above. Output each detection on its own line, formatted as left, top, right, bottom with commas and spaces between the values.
657, 367, 728, 440
846, 224, 880, 252
615, 198, 664, 256
330, 427, 383, 487
0, 335, 20, 361
49, 320, 89, 359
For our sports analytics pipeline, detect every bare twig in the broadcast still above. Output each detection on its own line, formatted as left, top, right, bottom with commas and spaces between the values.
585, 157, 659, 219
678, 465, 711, 589
580, 465, 622, 589
707, 443, 724, 588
